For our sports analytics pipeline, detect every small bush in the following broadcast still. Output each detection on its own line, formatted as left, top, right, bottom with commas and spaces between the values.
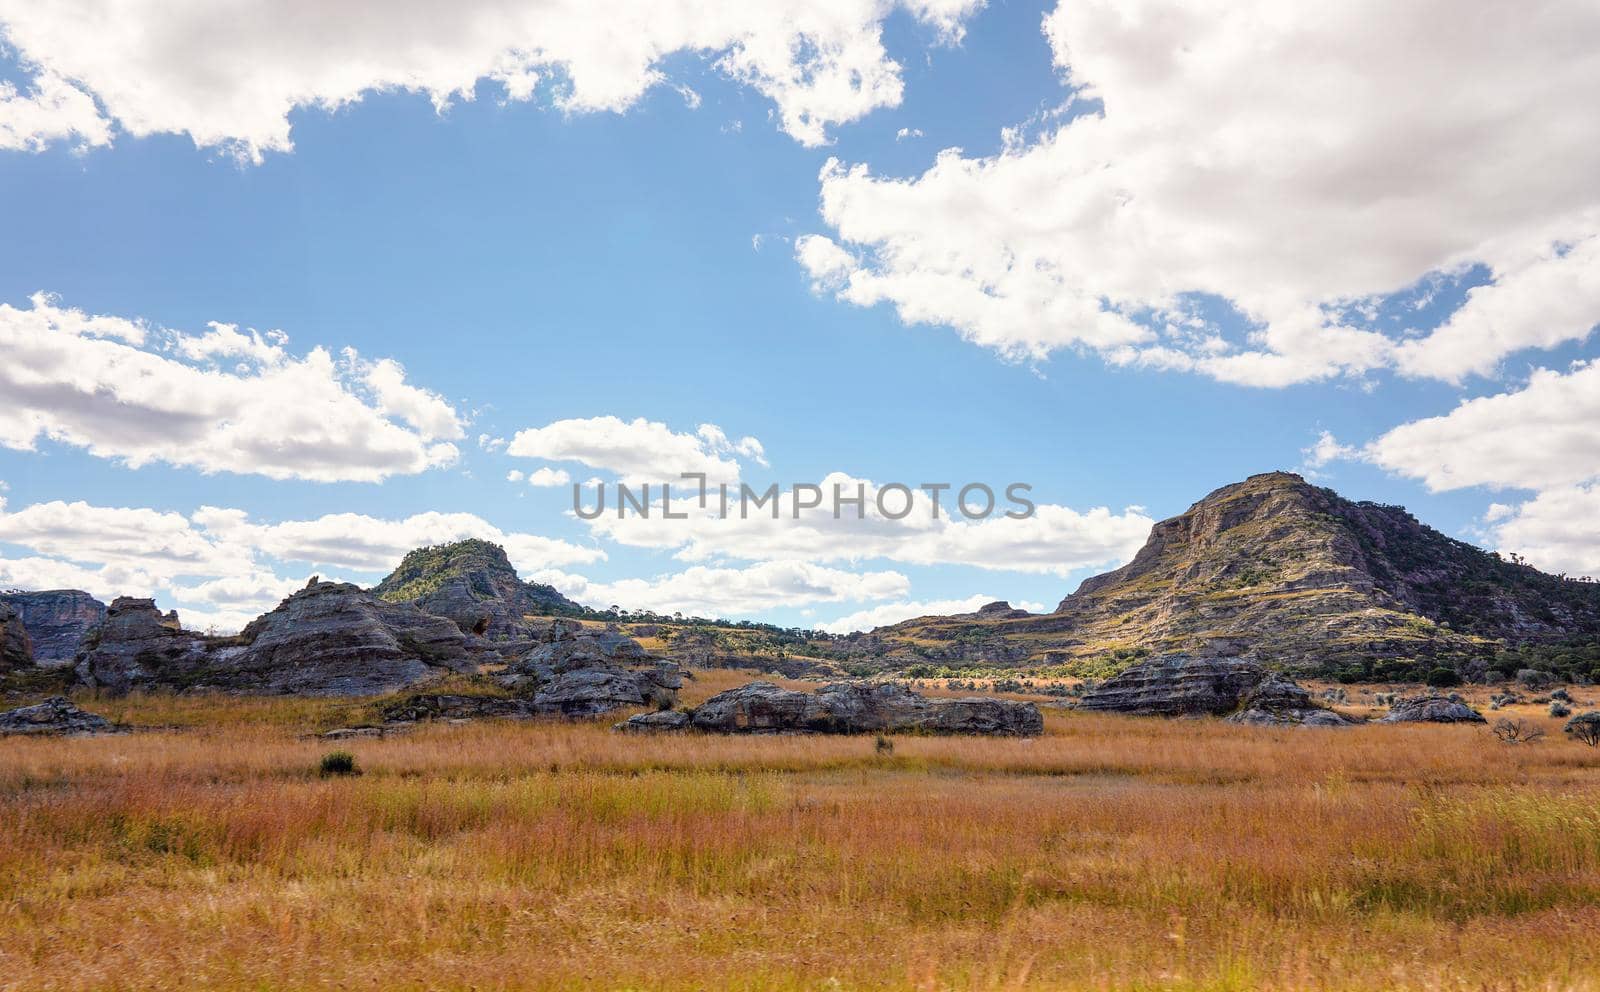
318, 751, 360, 777
1492, 718, 1545, 745
1550, 702, 1572, 718
1566, 712, 1600, 747
874, 734, 895, 756
1425, 667, 1462, 688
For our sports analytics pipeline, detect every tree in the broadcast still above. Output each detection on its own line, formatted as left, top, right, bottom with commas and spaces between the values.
1425, 667, 1461, 688
1492, 717, 1545, 745
1564, 711, 1600, 747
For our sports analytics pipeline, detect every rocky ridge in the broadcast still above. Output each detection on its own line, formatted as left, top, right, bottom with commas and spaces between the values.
0, 590, 105, 666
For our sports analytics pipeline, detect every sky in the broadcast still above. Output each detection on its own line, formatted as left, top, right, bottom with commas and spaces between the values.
1, 0, 1598, 634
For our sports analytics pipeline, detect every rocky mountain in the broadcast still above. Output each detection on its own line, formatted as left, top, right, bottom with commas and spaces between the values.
372, 539, 583, 638
0, 590, 105, 666
854, 472, 1600, 680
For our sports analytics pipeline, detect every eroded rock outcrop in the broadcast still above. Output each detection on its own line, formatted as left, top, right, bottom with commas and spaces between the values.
616, 681, 1042, 736
78, 582, 477, 696
0, 696, 116, 736
0, 590, 106, 666
1078, 654, 1352, 725
499, 621, 683, 716
232, 579, 477, 695
372, 539, 582, 639
75, 597, 216, 694
1377, 694, 1487, 724
0, 602, 34, 673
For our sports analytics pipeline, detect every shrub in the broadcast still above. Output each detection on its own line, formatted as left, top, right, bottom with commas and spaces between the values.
1492, 718, 1545, 745
1425, 667, 1462, 688
874, 734, 894, 756
1565, 712, 1600, 747
318, 751, 360, 777
1550, 702, 1572, 718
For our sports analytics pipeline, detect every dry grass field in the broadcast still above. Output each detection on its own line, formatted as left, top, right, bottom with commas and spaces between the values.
3, 671, 1600, 991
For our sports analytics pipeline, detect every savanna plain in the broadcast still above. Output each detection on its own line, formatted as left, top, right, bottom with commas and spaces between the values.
4, 671, 1599, 992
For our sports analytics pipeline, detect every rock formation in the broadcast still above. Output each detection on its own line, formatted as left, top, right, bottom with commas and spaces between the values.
0, 590, 106, 666
78, 581, 477, 696
1377, 694, 1488, 724
74, 597, 215, 694
1076, 654, 1352, 725
372, 539, 582, 639
0, 602, 34, 673
617, 680, 1043, 736
0, 696, 116, 736
498, 621, 683, 716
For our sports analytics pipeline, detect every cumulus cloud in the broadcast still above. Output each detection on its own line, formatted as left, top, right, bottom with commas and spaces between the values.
1486, 486, 1600, 578
817, 593, 1045, 634
582, 471, 1152, 576
525, 466, 571, 487
0, 293, 463, 482
0, 69, 112, 151
1363, 362, 1600, 493
0, 0, 981, 160
800, 0, 1600, 386
541, 559, 910, 618
508, 416, 764, 484
0, 495, 601, 631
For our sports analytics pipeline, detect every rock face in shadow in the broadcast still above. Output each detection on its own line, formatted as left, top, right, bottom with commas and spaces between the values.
372, 539, 582, 639
232, 579, 478, 695
618, 681, 1043, 736
75, 597, 215, 694
498, 620, 683, 717
78, 581, 477, 696
0, 590, 106, 666
0, 696, 116, 736
1377, 694, 1487, 724
0, 602, 34, 673
1078, 654, 1351, 725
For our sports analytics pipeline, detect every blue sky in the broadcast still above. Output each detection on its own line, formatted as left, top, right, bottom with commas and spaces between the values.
2, 0, 1598, 631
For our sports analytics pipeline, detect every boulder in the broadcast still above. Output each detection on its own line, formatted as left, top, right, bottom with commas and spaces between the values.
75, 597, 216, 694
1225, 676, 1361, 727
498, 621, 683, 717
0, 696, 116, 736
0, 602, 34, 673
379, 693, 536, 723
614, 709, 692, 732
1078, 655, 1275, 717
1378, 694, 1488, 724
684, 681, 1043, 736
0, 590, 106, 666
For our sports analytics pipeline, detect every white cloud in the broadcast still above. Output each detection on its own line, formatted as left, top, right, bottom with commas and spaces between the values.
506, 469, 525, 483
0, 293, 463, 482
582, 471, 1152, 576
817, 593, 1044, 634
546, 559, 911, 618
0, 0, 982, 160
1487, 486, 1600, 578
0, 70, 111, 152
894, 126, 922, 141
508, 416, 764, 484
525, 466, 571, 487
1302, 430, 1357, 470
1363, 362, 1600, 493
801, 0, 1600, 386
0, 496, 602, 632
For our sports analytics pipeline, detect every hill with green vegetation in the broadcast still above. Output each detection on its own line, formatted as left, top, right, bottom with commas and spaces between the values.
371, 539, 584, 637
842, 472, 1600, 683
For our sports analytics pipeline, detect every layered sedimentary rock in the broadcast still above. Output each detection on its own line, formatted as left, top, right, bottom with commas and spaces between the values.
78, 581, 477, 696
0, 590, 106, 666
617, 681, 1042, 736
0, 696, 116, 736
1377, 694, 1487, 724
498, 621, 683, 716
1078, 654, 1351, 725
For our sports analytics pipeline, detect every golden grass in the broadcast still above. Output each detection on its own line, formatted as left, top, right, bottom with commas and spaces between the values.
3, 681, 1600, 990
